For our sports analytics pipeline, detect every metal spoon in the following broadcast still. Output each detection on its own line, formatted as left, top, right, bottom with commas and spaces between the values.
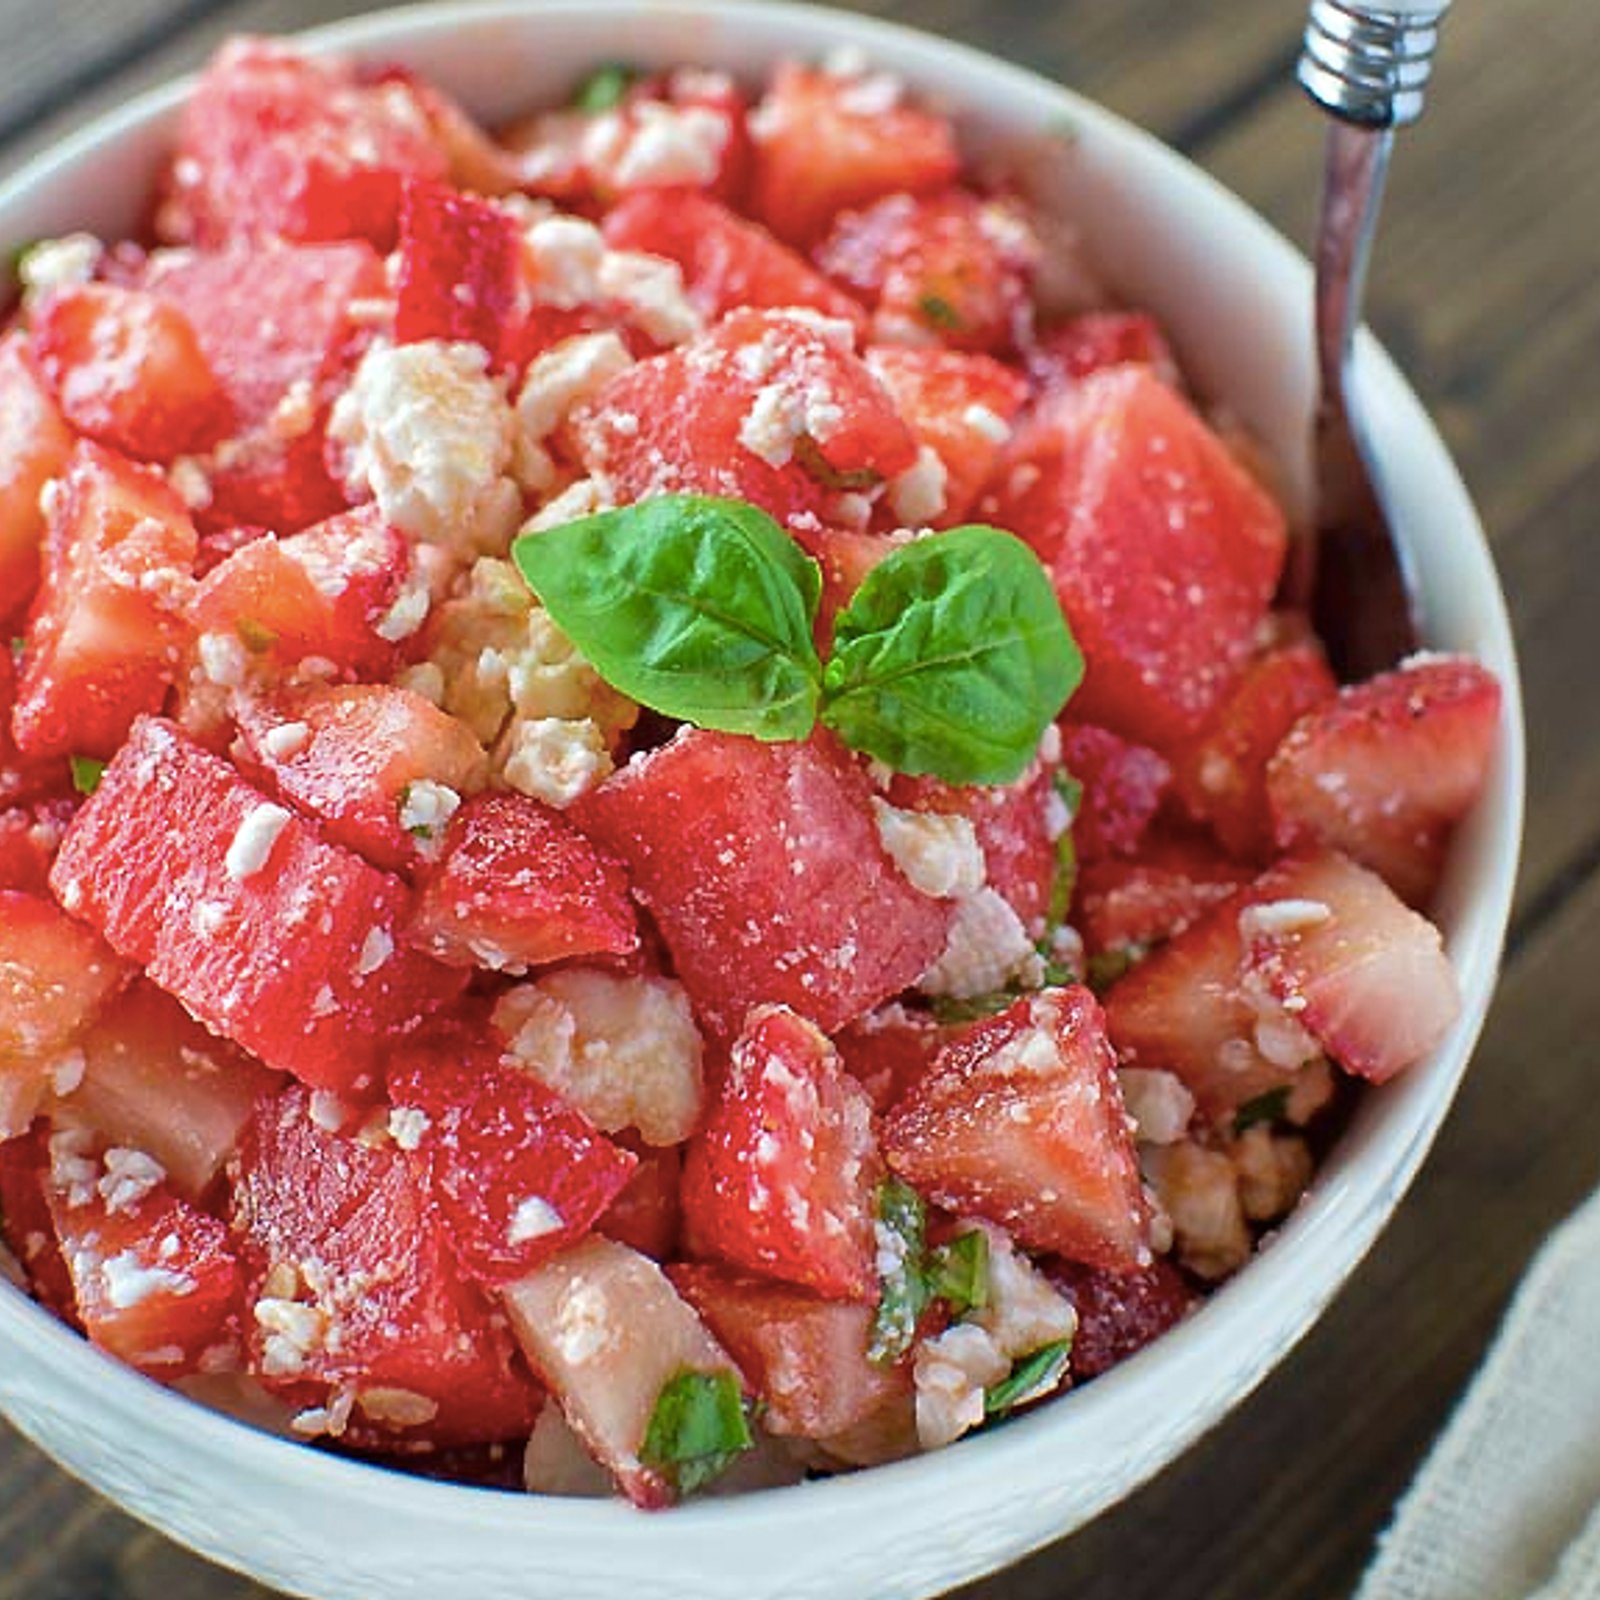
1293, 0, 1455, 681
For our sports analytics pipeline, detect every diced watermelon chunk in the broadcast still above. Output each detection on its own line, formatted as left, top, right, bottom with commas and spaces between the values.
1172, 639, 1337, 860
568, 308, 918, 533
386, 1031, 637, 1286
501, 1235, 741, 1509
1026, 311, 1178, 394
748, 63, 960, 245
47, 1164, 241, 1375
234, 684, 487, 877
883, 986, 1150, 1269
233, 1085, 540, 1446
985, 367, 1287, 746
576, 728, 952, 1037
49, 717, 466, 1097
1266, 654, 1502, 906
681, 1005, 882, 1300
1073, 833, 1251, 958
394, 179, 522, 354
670, 1262, 909, 1437
0, 649, 71, 809
1057, 722, 1173, 863
602, 190, 867, 331
817, 190, 1036, 355
1047, 1256, 1195, 1380
0, 1129, 77, 1320
406, 792, 638, 972
786, 523, 902, 642
30, 284, 230, 463
864, 346, 1028, 525
0, 335, 76, 627
1240, 851, 1461, 1083
12, 442, 197, 761
163, 37, 448, 248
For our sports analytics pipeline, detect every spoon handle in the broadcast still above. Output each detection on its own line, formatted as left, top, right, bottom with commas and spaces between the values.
1298, 0, 1454, 128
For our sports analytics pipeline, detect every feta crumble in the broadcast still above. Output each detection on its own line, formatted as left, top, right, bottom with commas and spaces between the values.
871, 799, 987, 899
224, 803, 292, 882
889, 444, 949, 527
508, 1195, 564, 1246
918, 887, 1044, 999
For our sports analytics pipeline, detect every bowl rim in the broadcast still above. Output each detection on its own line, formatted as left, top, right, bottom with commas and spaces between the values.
0, 0, 1525, 1569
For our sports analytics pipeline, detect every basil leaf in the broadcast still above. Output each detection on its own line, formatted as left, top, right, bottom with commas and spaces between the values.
928, 1229, 989, 1319
1086, 944, 1146, 994
918, 293, 964, 332
869, 1177, 930, 1364
984, 1338, 1072, 1417
513, 495, 823, 742
69, 756, 105, 796
640, 1368, 753, 1498
821, 527, 1083, 785
575, 63, 634, 112
1233, 1086, 1292, 1134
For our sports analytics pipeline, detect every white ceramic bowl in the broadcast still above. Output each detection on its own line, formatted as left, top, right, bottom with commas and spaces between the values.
0, 5, 1524, 1597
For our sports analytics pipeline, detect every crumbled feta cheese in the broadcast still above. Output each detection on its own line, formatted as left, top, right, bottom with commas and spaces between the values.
307, 1091, 349, 1133
1238, 899, 1333, 940
501, 715, 615, 809
260, 721, 311, 762
514, 331, 633, 496
374, 565, 433, 643
397, 780, 461, 850
18, 233, 103, 304
913, 1323, 1010, 1449
962, 1221, 1078, 1359
50, 1049, 86, 1098
597, 249, 702, 345
524, 215, 607, 308
102, 1251, 194, 1311
1118, 1067, 1196, 1146
1231, 1124, 1314, 1223
387, 1106, 431, 1151
836, 71, 904, 117
871, 799, 986, 899
197, 631, 249, 689
224, 803, 292, 882
524, 476, 612, 532
98, 1148, 167, 1215
1142, 1141, 1250, 1281
888, 445, 949, 527
962, 403, 1012, 445
168, 455, 214, 511
254, 1297, 330, 1378
508, 1195, 564, 1246
1238, 967, 1323, 1071
919, 887, 1044, 999
356, 1387, 440, 1428
588, 101, 728, 188
355, 926, 394, 978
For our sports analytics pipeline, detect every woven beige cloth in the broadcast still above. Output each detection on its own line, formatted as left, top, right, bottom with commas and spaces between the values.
1358, 1187, 1600, 1600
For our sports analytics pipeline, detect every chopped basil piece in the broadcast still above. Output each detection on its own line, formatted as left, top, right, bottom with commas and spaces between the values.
1086, 944, 1145, 994
1233, 1085, 1292, 1134
69, 756, 106, 796
928, 1229, 989, 1318
8, 637, 24, 661
984, 1338, 1072, 1417
575, 63, 635, 113
926, 958, 1077, 1025
868, 1177, 930, 1364
640, 1368, 753, 1498
236, 617, 278, 654
918, 293, 964, 332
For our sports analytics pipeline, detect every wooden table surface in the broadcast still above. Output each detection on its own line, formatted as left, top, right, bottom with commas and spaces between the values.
1, 0, 1596, 1596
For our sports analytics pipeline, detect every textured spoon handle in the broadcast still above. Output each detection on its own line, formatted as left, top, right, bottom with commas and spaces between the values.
1299, 0, 1455, 127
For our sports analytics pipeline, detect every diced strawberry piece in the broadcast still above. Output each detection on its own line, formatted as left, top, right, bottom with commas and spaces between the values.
12, 442, 197, 761
865, 347, 1028, 525
577, 728, 952, 1037
29, 285, 229, 462
0, 800, 75, 896
671, 1263, 908, 1437
145, 240, 386, 532
406, 792, 638, 971
188, 504, 414, 683
681, 1005, 882, 1300
163, 38, 448, 248
388, 1031, 637, 1286
1026, 311, 1178, 394
599, 1139, 682, 1261
49, 718, 466, 1097
1057, 722, 1173, 863
0, 649, 71, 809
569, 308, 917, 533
749, 63, 959, 245
48, 1170, 240, 1375
1073, 833, 1252, 957
1047, 1256, 1195, 1380
234, 684, 487, 877
834, 1005, 950, 1114
817, 190, 1036, 355
602, 191, 867, 331
1266, 655, 1502, 906
883, 986, 1149, 1269
0, 1130, 77, 1319
986, 367, 1288, 746
233, 1086, 540, 1446
394, 179, 521, 354
1172, 641, 1337, 860
0, 335, 75, 628
1241, 851, 1461, 1083
72, 981, 282, 1201
501, 1235, 741, 1509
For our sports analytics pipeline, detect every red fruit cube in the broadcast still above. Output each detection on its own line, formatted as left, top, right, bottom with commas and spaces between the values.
49, 717, 466, 1097
985, 367, 1288, 746
817, 190, 1037, 355
1048, 1256, 1195, 1380
1240, 851, 1461, 1084
883, 985, 1150, 1269
1026, 311, 1178, 394
681, 1005, 882, 1301
234, 684, 488, 877
0, 334, 75, 627
834, 1004, 951, 1115
163, 37, 448, 248
233, 1086, 540, 1446
786, 522, 901, 642
395, 179, 522, 354
598, 1139, 682, 1262
1172, 640, 1337, 860
748, 63, 959, 245
586, 71, 751, 205
0, 1130, 77, 1320
602, 190, 867, 332
386, 1032, 638, 1286
1, 648, 71, 809
1073, 833, 1251, 958
406, 792, 638, 972
0, 800, 75, 896
47, 1162, 241, 1375
864, 346, 1029, 526
1057, 722, 1173, 863
670, 1263, 909, 1438
568, 308, 917, 533
1266, 654, 1502, 906
576, 728, 952, 1037
30, 284, 230, 463
12, 442, 197, 761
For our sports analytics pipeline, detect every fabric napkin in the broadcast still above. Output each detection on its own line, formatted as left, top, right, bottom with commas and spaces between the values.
1358, 1187, 1600, 1600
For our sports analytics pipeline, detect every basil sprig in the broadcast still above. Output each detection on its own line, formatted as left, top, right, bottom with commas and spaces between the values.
984, 1339, 1072, 1417
512, 496, 1081, 785
868, 1182, 993, 1364
640, 1368, 753, 1499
